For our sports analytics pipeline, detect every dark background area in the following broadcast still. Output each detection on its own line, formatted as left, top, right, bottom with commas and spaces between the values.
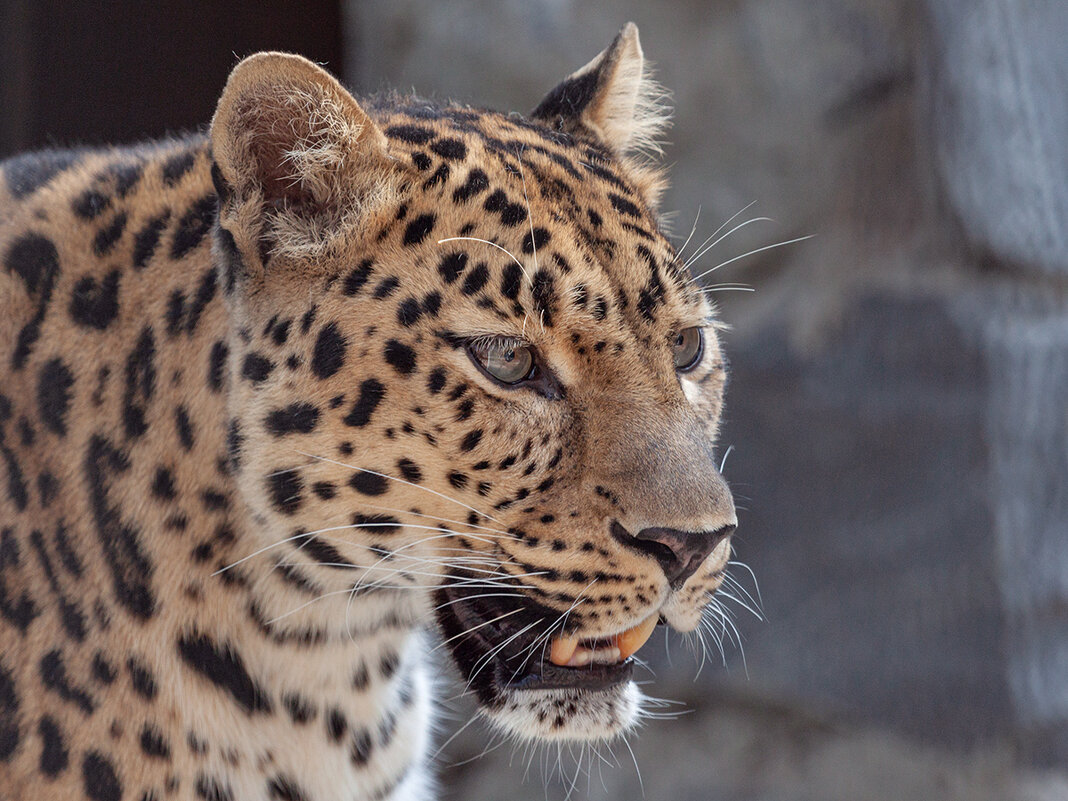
0, 0, 343, 155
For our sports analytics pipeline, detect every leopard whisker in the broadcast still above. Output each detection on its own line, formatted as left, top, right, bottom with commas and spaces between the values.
690, 233, 816, 282
682, 212, 773, 270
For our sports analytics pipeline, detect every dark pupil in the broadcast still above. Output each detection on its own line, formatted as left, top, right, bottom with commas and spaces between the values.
676, 333, 685, 348
503, 349, 515, 362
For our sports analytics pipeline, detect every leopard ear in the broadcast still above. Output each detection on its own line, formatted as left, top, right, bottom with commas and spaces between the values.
210, 52, 397, 263
531, 23, 670, 160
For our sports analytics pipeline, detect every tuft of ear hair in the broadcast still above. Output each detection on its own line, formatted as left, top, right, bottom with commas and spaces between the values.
532, 23, 671, 161
210, 52, 398, 263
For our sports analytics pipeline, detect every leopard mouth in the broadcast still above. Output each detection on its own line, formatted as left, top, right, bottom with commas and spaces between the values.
434, 584, 660, 704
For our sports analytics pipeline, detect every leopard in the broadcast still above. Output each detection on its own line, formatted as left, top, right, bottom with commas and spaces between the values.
0, 23, 737, 801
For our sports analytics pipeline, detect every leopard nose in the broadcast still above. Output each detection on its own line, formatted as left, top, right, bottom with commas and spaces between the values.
610, 521, 735, 587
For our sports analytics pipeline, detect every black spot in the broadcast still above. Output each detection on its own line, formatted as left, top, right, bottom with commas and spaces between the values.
82, 751, 122, 801
6, 231, 58, 295
299, 305, 318, 334
150, 466, 176, 500
7, 233, 61, 369
241, 353, 273, 383
4, 149, 80, 198
422, 291, 442, 317
52, 522, 83, 576
132, 212, 171, 270
402, 213, 435, 246
283, 694, 314, 724
177, 632, 272, 714
162, 150, 196, 185
184, 268, 217, 334
342, 259, 374, 295
384, 124, 434, 144
422, 163, 450, 189
609, 193, 642, 218
122, 326, 156, 439
501, 263, 523, 300
265, 403, 320, 436
38, 716, 69, 776
175, 406, 195, 450
165, 289, 185, 335
349, 471, 388, 496
91, 652, 116, 685
453, 168, 488, 202
140, 724, 171, 758
226, 419, 243, 471
208, 341, 229, 391
522, 227, 551, 253
312, 481, 336, 500
427, 368, 446, 394
397, 458, 422, 483
195, 775, 234, 801
460, 429, 483, 452
38, 471, 59, 506
311, 323, 347, 379
378, 650, 399, 679
93, 212, 127, 256
70, 269, 121, 329
171, 195, 216, 259
37, 358, 74, 436
448, 472, 468, 489
384, 340, 417, 375
85, 435, 156, 618
437, 251, 467, 284
270, 318, 291, 346
531, 269, 557, 327
372, 275, 400, 299
483, 189, 525, 226
411, 152, 432, 171
0, 659, 19, 760
351, 663, 370, 690
0, 417, 31, 513
343, 379, 385, 427
266, 470, 303, 515
267, 775, 309, 801
299, 535, 354, 569
127, 656, 158, 699
397, 297, 422, 327
40, 650, 95, 714
593, 296, 608, 320
430, 138, 467, 160
455, 399, 474, 421
73, 189, 111, 220
460, 263, 489, 295
350, 729, 374, 766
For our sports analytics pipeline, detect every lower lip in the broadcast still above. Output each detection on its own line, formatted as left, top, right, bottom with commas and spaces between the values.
502, 658, 635, 693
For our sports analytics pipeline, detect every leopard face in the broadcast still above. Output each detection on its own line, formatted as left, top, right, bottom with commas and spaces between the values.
212, 24, 736, 744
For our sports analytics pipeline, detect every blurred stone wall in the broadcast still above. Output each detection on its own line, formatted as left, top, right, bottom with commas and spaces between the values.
346, 0, 1068, 793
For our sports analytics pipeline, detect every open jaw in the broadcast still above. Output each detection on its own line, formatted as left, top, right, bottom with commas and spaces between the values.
434, 584, 661, 739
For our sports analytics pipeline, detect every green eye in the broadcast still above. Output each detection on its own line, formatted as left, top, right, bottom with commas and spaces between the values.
469, 338, 536, 384
673, 327, 704, 372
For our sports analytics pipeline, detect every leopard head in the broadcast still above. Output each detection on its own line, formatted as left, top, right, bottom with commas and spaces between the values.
209, 23, 736, 744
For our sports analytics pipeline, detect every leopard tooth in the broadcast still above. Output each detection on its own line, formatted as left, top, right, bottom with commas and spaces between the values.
549, 635, 580, 666
614, 614, 658, 660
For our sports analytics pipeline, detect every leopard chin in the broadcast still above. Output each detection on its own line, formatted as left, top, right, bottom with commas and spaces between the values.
434, 584, 666, 741
485, 682, 644, 742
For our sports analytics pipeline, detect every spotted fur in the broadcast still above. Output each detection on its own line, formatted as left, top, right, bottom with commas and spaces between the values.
0, 24, 736, 801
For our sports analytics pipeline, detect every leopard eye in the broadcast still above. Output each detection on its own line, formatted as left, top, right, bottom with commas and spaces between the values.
673, 327, 704, 372
468, 338, 536, 384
